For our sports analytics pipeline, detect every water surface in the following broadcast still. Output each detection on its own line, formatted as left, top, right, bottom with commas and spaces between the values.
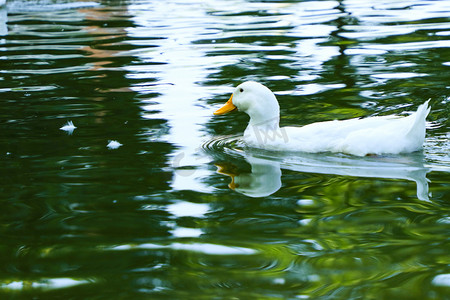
0, 0, 449, 299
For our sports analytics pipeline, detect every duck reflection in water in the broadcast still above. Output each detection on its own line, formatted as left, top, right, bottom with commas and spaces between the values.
217, 155, 282, 198
215, 150, 431, 201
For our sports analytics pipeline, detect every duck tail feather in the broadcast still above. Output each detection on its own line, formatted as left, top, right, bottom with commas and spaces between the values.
406, 100, 430, 138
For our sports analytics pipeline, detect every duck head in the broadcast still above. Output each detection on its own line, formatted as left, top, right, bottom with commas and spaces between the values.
214, 81, 280, 126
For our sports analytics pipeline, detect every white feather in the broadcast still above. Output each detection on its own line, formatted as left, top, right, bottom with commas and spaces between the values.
107, 140, 122, 150
60, 121, 76, 134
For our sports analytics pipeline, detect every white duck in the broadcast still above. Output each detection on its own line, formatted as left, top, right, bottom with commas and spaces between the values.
214, 81, 430, 156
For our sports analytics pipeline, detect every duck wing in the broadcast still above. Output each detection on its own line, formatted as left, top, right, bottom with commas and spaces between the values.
284, 101, 430, 156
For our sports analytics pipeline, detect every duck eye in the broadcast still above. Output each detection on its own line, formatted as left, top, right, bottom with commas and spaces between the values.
239, 88, 244, 92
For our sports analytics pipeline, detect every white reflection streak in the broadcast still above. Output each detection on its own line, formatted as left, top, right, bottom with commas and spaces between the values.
166, 201, 210, 218
432, 274, 450, 287
2, 278, 89, 290
170, 227, 203, 238
126, 2, 238, 193
111, 242, 257, 255
0, 5, 7, 39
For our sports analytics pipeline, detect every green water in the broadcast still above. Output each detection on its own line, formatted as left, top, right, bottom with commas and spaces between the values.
0, 0, 449, 299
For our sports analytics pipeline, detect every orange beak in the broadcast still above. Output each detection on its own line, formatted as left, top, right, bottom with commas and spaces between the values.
214, 94, 237, 115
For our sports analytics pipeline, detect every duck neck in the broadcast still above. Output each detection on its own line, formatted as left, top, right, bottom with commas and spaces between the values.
246, 101, 280, 129
245, 115, 288, 146
248, 115, 280, 129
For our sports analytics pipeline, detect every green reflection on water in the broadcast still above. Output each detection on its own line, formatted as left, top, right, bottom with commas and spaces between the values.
0, 0, 449, 299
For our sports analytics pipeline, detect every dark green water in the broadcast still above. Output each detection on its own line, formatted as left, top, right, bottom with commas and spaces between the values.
1, 0, 449, 299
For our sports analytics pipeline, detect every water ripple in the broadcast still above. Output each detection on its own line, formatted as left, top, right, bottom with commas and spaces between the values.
201, 134, 245, 157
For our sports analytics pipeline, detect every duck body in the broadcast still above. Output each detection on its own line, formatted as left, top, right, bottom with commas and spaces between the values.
214, 81, 430, 157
